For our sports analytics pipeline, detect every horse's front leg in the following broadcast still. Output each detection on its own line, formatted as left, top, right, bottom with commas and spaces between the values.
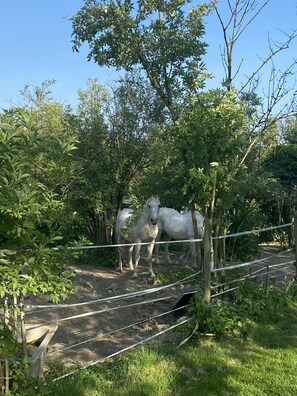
154, 231, 161, 264
128, 243, 134, 271
147, 242, 156, 278
117, 238, 125, 272
132, 242, 141, 277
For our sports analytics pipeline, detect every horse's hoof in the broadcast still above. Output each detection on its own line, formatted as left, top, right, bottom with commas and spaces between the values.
132, 272, 138, 278
150, 273, 156, 278
117, 267, 123, 273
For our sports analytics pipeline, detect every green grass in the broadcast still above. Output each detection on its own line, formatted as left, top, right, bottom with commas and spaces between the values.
155, 267, 198, 284
38, 296, 297, 396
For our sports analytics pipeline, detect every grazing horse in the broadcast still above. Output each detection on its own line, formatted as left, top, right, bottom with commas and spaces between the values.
155, 208, 205, 266
116, 196, 160, 277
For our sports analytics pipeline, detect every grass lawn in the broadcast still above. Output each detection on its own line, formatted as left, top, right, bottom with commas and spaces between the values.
43, 294, 297, 396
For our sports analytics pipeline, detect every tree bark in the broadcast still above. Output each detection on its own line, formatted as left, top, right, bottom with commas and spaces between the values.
190, 203, 202, 269
203, 209, 212, 304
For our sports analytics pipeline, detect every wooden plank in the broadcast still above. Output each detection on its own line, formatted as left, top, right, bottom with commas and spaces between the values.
28, 324, 58, 379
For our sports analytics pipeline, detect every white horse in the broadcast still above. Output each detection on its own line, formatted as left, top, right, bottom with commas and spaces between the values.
155, 208, 205, 266
116, 196, 160, 278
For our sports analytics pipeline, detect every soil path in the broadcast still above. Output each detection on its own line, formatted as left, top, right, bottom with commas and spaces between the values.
24, 245, 296, 371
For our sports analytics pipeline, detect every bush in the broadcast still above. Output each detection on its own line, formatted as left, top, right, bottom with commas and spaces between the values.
187, 280, 296, 338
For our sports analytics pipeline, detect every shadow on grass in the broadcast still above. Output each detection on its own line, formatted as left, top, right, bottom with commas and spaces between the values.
249, 302, 297, 349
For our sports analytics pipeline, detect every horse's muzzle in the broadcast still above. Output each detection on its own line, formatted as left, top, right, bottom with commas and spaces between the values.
151, 219, 158, 226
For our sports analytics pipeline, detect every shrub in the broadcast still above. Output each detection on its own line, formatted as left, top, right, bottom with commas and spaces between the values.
186, 279, 296, 338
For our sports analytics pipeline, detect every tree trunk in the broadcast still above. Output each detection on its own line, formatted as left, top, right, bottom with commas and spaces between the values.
294, 210, 297, 280
203, 209, 212, 304
190, 202, 202, 269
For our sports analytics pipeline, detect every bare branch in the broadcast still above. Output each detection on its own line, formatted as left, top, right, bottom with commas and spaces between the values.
211, 0, 271, 89
240, 29, 297, 93
239, 62, 297, 166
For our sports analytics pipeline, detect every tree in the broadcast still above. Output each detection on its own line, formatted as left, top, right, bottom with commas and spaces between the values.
211, 0, 297, 160
68, 77, 164, 248
0, 81, 84, 387
70, 0, 214, 271
70, 0, 210, 124
264, 117, 297, 227
139, 88, 255, 269
0, 107, 78, 387
210, 0, 271, 91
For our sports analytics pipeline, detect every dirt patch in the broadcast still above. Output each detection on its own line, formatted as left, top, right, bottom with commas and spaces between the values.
24, 245, 296, 371
24, 252, 192, 371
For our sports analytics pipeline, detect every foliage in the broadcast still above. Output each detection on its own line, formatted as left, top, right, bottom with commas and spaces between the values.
66, 77, 161, 249
0, 315, 16, 358
70, 0, 211, 123
187, 292, 244, 336
155, 267, 198, 285
260, 116, 297, 238
0, 93, 79, 392
187, 279, 296, 337
178, 90, 249, 206
224, 198, 265, 261
0, 109, 76, 303
138, 89, 250, 208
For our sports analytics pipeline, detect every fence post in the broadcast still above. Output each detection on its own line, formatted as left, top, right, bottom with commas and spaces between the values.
293, 210, 297, 281
203, 212, 212, 304
190, 204, 202, 270
264, 265, 269, 292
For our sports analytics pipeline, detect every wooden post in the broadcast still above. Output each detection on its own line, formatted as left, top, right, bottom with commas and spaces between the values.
203, 211, 212, 304
294, 210, 297, 280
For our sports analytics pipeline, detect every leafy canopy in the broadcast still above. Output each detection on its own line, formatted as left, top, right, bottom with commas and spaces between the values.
70, 0, 211, 123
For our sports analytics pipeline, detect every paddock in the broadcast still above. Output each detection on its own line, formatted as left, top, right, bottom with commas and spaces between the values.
21, 221, 296, 382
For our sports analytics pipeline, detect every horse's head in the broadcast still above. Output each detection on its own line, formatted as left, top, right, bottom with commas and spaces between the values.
146, 196, 160, 226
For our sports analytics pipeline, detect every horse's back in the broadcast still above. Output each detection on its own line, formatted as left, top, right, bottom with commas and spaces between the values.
163, 210, 204, 239
158, 207, 179, 230
163, 212, 189, 239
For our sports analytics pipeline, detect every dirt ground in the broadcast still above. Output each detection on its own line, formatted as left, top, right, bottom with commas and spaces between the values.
24, 245, 296, 372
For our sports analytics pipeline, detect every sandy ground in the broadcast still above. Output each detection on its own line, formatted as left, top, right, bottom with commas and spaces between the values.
23, 245, 296, 372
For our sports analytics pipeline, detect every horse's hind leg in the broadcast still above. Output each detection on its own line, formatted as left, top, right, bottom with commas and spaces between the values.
164, 234, 172, 264
118, 246, 123, 272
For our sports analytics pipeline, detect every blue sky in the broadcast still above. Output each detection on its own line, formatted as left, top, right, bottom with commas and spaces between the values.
0, 0, 296, 110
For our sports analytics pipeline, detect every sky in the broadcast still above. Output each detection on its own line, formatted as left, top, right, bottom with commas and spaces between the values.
0, 0, 297, 110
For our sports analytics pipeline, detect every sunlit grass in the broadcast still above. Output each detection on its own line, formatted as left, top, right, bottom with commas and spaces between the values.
44, 299, 297, 396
